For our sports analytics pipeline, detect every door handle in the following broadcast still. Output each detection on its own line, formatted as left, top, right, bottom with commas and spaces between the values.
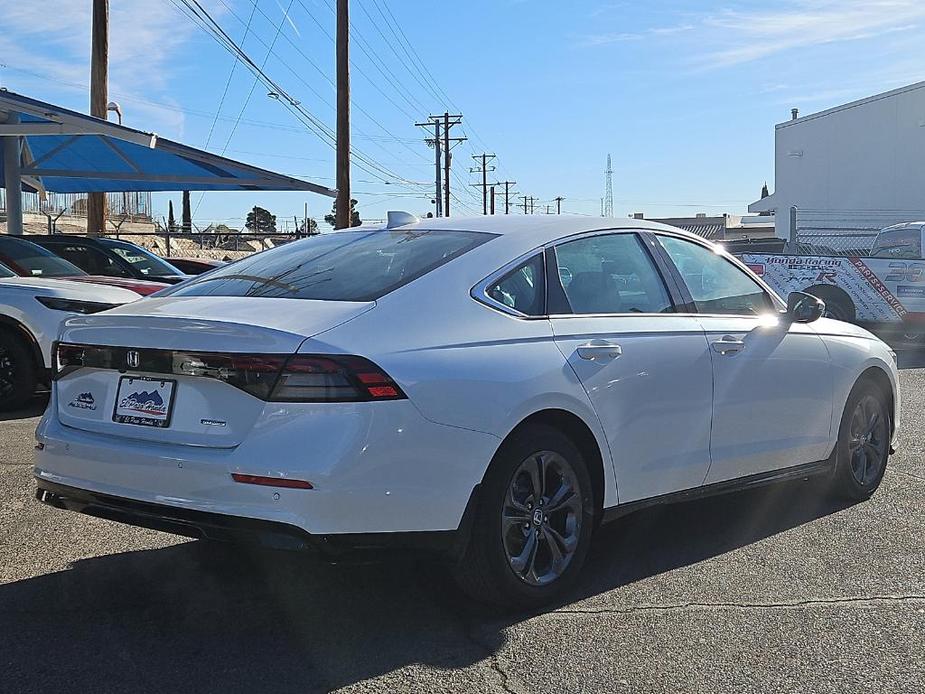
576, 340, 622, 361
711, 336, 746, 355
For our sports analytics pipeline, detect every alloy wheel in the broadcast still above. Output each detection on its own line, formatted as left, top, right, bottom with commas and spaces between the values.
0, 347, 15, 399
847, 394, 887, 486
501, 450, 583, 586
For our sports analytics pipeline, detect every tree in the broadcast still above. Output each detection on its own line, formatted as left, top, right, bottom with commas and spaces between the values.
167, 200, 176, 233
324, 198, 361, 228
182, 190, 192, 233
246, 206, 277, 233
299, 217, 319, 235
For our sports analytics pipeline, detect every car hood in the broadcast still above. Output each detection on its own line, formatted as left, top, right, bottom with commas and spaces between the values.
0, 276, 140, 302
813, 317, 880, 341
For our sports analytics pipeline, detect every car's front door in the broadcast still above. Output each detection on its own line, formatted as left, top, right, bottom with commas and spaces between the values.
656, 234, 834, 484
548, 232, 715, 504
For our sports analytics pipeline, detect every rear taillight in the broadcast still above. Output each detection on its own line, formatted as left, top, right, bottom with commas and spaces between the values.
270, 355, 406, 402
53, 342, 405, 402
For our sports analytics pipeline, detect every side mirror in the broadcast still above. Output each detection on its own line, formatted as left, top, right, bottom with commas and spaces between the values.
786, 291, 825, 323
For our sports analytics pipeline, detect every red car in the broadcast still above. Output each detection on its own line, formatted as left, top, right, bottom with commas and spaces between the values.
0, 236, 167, 296
164, 257, 227, 275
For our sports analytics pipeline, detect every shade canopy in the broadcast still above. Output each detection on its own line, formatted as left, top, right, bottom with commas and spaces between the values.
0, 89, 335, 196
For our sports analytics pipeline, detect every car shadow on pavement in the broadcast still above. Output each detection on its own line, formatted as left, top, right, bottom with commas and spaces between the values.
0, 480, 850, 693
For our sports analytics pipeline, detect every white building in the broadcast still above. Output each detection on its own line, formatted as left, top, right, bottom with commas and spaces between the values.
750, 81, 925, 242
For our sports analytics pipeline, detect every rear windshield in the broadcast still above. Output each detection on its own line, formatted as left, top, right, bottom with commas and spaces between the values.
0, 237, 86, 277
870, 227, 922, 259
99, 239, 184, 276
164, 229, 494, 302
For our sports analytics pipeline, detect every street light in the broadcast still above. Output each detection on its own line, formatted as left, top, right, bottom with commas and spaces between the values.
106, 102, 127, 222
106, 101, 122, 125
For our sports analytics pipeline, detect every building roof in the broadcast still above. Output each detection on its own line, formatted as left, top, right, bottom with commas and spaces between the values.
777, 80, 925, 130
0, 90, 335, 196
649, 216, 727, 240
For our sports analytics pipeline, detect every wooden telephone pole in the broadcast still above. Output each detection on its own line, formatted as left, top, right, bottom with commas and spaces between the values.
335, 0, 351, 229
87, 0, 108, 236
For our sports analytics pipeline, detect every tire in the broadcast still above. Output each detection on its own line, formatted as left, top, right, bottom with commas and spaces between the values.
452, 424, 596, 610
830, 379, 890, 501
806, 285, 856, 322
0, 330, 36, 412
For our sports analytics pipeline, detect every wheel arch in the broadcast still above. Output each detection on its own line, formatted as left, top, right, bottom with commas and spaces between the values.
804, 284, 856, 321
854, 365, 896, 439
493, 409, 607, 522
0, 315, 44, 373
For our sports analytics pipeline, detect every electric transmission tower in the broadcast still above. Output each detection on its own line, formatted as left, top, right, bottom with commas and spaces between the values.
603, 154, 614, 218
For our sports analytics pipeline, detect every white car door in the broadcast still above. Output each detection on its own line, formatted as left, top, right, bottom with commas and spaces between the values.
656, 234, 834, 484
548, 232, 715, 504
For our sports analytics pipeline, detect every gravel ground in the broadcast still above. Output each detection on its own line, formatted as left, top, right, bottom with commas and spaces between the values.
1, 369, 923, 693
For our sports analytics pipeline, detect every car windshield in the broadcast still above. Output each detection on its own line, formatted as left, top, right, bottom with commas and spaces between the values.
99, 239, 184, 276
0, 237, 87, 277
870, 227, 922, 259
164, 229, 494, 302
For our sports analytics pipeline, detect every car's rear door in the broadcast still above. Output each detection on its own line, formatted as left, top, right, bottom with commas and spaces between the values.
548, 231, 714, 504
655, 233, 833, 484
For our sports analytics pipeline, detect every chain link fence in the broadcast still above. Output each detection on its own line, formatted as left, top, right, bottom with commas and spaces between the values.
792, 209, 925, 256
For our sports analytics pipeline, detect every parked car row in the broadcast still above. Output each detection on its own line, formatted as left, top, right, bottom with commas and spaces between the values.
0, 234, 226, 410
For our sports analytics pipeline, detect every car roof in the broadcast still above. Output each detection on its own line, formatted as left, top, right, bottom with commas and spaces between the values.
360, 214, 701, 248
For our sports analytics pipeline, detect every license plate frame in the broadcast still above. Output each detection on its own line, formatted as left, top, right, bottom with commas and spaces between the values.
112, 376, 177, 428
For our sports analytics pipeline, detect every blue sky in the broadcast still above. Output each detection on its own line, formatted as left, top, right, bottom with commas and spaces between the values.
2, 0, 924, 228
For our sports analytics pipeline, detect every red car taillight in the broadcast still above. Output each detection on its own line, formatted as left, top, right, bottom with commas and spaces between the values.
53, 342, 405, 403
270, 355, 406, 402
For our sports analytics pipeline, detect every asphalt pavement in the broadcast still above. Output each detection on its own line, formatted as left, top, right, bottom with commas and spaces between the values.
2, 369, 924, 693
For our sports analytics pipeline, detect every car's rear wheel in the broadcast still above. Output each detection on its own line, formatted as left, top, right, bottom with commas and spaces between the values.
831, 380, 890, 501
453, 424, 595, 610
0, 331, 36, 412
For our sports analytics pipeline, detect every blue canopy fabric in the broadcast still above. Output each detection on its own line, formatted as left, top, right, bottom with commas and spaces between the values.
0, 90, 335, 196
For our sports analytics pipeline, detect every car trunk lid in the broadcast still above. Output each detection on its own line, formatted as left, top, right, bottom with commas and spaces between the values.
54, 296, 374, 447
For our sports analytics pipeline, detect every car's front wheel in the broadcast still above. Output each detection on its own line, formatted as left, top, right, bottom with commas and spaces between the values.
831, 379, 890, 501
0, 331, 35, 412
453, 424, 595, 610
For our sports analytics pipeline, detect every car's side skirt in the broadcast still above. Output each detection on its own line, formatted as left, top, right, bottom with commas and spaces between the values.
601, 458, 835, 524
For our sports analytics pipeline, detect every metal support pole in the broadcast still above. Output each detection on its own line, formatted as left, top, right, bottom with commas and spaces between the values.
2, 114, 23, 235
789, 205, 798, 247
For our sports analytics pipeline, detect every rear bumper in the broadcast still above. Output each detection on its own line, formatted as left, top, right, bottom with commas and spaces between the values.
35, 479, 474, 559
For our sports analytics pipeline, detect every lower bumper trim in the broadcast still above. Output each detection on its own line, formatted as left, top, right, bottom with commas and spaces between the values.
35, 480, 461, 558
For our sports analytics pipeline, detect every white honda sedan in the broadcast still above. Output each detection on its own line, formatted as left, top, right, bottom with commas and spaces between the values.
34, 216, 899, 608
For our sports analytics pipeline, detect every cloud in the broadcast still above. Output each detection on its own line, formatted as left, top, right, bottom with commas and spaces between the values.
0, 1, 223, 133
581, 23, 693, 47
580, 0, 925, 69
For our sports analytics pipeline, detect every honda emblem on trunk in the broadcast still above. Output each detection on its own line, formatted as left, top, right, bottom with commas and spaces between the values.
126, 350, 140, 369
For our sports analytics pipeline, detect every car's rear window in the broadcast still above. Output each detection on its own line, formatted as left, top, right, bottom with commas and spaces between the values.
164, 229, 494, 302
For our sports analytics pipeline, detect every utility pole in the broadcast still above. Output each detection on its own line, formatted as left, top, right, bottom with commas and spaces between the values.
335, 0, 351, 229
433, 120, 442, 217
87, 0, 108, 236
498, 181, 516, 214
530, 197, 535, 215
469, 153, 496, 215
418, 113, 464, 216
554, 196, 565, 214
490, 186, 495, 215
520, 196, 529, 215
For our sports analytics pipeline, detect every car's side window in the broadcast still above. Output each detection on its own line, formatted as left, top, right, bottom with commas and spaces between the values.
486, 253, 546, 316
553, 233, 673, 315
658, 235, 774, 315
54, 244, 130, 277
